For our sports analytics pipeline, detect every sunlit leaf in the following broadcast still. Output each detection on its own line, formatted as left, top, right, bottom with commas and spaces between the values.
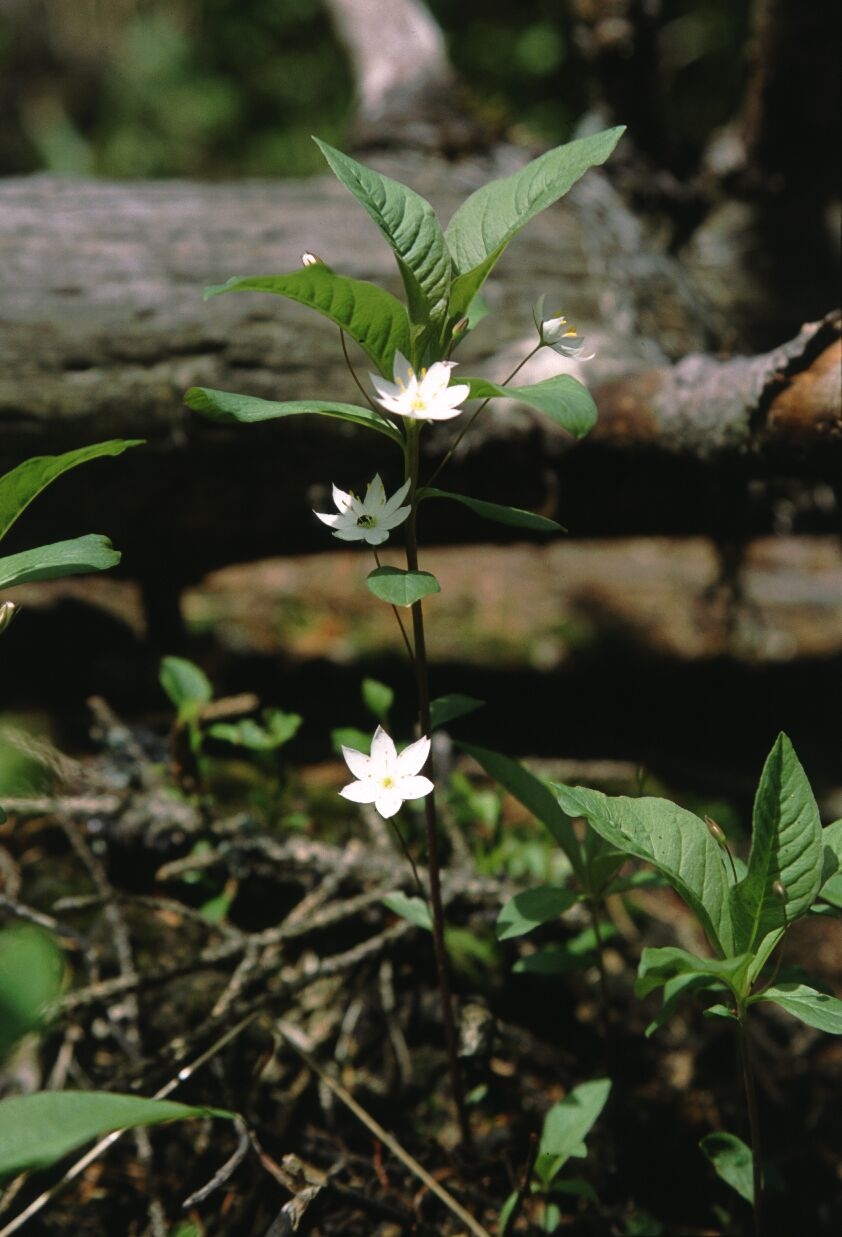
366, 566, 440, 607
751, 982, 842, 1034
444, 128, 624, 319
461, 743, 584, 882
314, 139, 451, 325
554, 784, 734, 956
184, 387, 402, 445
465, 375, 597, 439
203, 266, 411, 377
0, 536, 121, 589
0, 440, 141, 544
730, 734, 823, 953
0, 1092, 233, 1181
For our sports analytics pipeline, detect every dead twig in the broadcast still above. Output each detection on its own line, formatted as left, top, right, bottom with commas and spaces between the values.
274, 1016, 492, 1237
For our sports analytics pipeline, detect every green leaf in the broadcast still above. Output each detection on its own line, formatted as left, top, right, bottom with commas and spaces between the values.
498, 1189, 520, 1237
819, 819, 842, 895
636, 946, 751, 1000
533, 1078, 611, 1186
0, 1092, 233, 1181
817, 872, 842, 910
0, 535, 121, 589
554, 784, 733, 956
382, 892, 432, 932
159, 656, 213, 710
365, 566, 440, 607
465, 375, 597, 440
313, 139, 451, 326
444, 127, 624, 319
184, 387, 402, 445
751, 982, 842, 1034
730, 734, 823, 953
331, 726, 371, 756
208, 712, 302, 751
419, 487, 565, 533
461, 743, 584, 882
0, 928, 63, 1061
644, 971, 724, 1039
496, 886, 578, 940
203, 266, 411, 377
429, 694, 484, 730
362, 677, 394, 723
699, 1132, 754, 1204
0, 440, 142, 545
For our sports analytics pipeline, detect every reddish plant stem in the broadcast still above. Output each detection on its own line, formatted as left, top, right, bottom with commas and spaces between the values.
405, 423, 471, 1150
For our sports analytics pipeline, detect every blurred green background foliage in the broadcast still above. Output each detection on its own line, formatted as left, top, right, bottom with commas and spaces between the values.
0, 0, 751, 180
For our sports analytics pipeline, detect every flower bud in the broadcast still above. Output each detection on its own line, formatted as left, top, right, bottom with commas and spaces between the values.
771, 880, 787, 902
452, 316, 470, 337
0, 600, 18, 635
704, 815, 727, 845
301, 251, 323, 267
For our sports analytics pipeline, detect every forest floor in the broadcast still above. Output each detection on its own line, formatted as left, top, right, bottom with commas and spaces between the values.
1, 536, 841, 1235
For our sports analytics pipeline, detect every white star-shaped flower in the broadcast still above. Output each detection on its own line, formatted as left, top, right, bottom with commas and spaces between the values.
314, 474, 411, 546
540, 314, 595, 361
370, 351, 470, 422
339, 725, 434, 818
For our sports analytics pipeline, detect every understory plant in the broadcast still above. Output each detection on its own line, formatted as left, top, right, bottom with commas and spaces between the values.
185, 125, 625, 1144
555, 733, 842, 1234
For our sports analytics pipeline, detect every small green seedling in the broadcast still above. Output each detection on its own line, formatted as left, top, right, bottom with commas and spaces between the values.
499, 1078, 611, 1234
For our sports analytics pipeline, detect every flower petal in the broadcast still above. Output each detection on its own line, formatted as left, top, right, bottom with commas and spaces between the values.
395, 734, 431, 777
380, 477, 411, 515
374, 786, 405, 818
364, 473, 387, 509
341, 745, 372, 779
331, 484, 354, 513
340, 779, 379, 804
396, 774, 434, 801
370, 725, 397, 772
377, 506, 410, 530
391, 351, 414, 386
314, 510, 341, 527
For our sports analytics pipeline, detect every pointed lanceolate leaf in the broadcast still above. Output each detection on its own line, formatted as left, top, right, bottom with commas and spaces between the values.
751, 982, 842, 1034
0, 1092, 233, 1181
444, 127, 624, 319
204, 266, 411, 377
314, 139, 451, 325
419, 487, 564, 532
159, 656, 213, 710
429, 694, 484, 730
465, 375, 597, 439
699, 1132, 754, 1205
730, 734, 823, 953
460, 743, 584, 882
0, 536, 120, 589
366, 567, 440, 607
534, 1078, 611, 1187
497, 886, 579, 940
0, 440, 142, 544
554, 784, 734, 956
184, 387, 403, 445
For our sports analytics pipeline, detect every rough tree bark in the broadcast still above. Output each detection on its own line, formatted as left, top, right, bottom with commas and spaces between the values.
0, 0, 838, 620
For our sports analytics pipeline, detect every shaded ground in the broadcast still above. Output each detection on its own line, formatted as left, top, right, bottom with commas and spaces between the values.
1, 535, 840, 1234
